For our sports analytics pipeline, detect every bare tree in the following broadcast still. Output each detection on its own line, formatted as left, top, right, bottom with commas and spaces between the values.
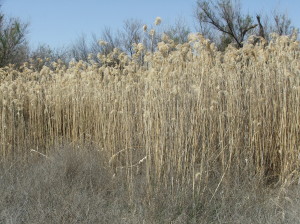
69, 27, 121, 64
251, 12, 296, 44
195, 0, 258, 48
256, 15, 265, 38
30, 44, 69, 70
195, 0, 298, 50
164, 17, 190, 44
272, 12, 294, 36
97, 27, 120, 56
119, 19, 143, 57
195, 8, 218, 42
70, 34, 90, 62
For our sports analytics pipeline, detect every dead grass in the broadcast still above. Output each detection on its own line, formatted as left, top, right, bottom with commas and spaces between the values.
1, 145, 300, 223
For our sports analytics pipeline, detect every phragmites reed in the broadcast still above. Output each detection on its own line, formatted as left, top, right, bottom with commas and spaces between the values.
154, 16, 162, 26
143, 25, 147, 32
0, 30, 299, 202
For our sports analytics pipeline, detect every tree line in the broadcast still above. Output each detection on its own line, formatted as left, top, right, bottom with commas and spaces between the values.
0, 0, 298, 69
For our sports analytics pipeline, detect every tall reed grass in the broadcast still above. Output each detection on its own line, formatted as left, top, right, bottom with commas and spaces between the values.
0, 32, 299, 201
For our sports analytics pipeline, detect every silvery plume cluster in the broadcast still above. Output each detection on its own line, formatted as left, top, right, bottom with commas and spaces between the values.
0, 16, 300, 201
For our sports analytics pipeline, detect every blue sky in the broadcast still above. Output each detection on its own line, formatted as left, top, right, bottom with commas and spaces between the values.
2, 0, 300, 49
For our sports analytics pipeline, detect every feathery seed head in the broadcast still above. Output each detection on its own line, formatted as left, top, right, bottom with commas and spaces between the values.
188, 33, 198, 42
149, 29, 155, 36
137, 43, 144, 52
88, 54, 93, 60
154, 17, 162, 26
161, 33, 170, 42
157, 42, 169, 56
98, 40, 108, 46
143, 25, 147, 32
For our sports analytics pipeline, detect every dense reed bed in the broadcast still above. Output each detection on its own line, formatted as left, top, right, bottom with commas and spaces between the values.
0, 32, 300, 222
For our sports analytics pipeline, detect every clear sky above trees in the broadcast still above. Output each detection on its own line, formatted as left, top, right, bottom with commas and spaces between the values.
2, 0, 299, 48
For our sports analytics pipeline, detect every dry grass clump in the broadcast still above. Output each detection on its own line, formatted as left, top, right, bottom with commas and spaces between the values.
1, 145, 300, 223
0, 30, 300, 222
0, 145, 131, 223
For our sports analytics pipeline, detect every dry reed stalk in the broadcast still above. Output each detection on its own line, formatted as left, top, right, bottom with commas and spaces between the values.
0, 32, 299, 203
